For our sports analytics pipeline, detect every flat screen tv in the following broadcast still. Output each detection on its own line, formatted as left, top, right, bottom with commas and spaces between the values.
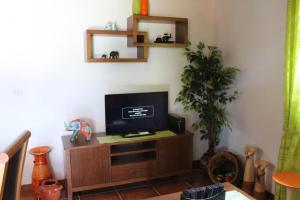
105, 92, 168, 135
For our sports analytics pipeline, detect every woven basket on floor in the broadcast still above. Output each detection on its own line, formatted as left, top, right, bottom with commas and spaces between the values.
207, 151, 242, 185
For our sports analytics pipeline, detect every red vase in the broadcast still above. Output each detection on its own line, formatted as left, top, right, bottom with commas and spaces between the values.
39, 179, 63, 200
30, 146, 53, 196
140, 0, 149, 16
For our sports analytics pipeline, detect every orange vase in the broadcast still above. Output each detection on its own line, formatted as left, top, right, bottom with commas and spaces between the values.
140, 0, 149, 16
39, 179, 63, 200
30, 146, 53, 196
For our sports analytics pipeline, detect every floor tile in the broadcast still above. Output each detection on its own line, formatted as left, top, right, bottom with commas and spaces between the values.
118, 186, 158, 200
152, 180, 190, 195
80, 191, 120, 200
115, 181, 150, 190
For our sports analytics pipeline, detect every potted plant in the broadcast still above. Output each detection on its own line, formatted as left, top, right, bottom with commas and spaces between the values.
176, 42, 239, 163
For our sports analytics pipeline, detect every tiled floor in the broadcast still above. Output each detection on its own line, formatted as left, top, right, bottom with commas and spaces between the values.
21, 167, 212, 200
21, 168, 273, 200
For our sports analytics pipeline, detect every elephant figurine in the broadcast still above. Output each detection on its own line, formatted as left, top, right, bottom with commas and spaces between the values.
109, 51, 119, 59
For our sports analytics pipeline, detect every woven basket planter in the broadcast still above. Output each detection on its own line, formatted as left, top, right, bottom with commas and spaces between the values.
207, 151, 242, 185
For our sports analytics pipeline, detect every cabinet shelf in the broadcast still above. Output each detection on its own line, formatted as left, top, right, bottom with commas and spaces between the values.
127, 15, 188, 48
110, 141, 156, 154
86, 30, 148, 63
111, 151, 156, 166
111, 148, 157, 156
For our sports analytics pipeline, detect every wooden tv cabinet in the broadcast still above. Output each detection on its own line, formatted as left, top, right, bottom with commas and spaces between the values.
62, 132, 193, 200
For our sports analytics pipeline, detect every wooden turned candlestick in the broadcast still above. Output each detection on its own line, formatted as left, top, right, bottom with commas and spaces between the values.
253, 160, 270, 200
29, 146, 53, 196
242, 146, 257, 194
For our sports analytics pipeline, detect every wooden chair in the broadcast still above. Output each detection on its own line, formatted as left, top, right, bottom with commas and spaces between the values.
0, 130, 31, 200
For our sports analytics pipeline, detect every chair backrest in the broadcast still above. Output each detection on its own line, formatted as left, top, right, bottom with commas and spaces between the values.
0, 131, 31, 200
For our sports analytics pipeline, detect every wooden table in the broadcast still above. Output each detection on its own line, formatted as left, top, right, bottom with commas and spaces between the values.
145, 182, 255, 200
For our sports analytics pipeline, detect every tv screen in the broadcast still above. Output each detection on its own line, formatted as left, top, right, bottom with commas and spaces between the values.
105, 92, 168, 134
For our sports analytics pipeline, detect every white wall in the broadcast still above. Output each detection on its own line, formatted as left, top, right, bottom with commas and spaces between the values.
214, 0, 287, 192
0, 0, 215, 184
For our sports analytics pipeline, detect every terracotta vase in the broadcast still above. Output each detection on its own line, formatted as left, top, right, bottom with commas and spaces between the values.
140, 0, 149, 16
30, 146, 53, 195
39, 179, 63, 200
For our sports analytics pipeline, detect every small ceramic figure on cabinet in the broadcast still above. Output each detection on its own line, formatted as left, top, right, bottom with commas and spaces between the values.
242, 146, 257, 194
65, 119, 93, 143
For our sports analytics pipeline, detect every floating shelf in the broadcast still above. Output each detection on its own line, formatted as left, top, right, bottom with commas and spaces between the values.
86, 30, 148, 63
127, 15, 189, 48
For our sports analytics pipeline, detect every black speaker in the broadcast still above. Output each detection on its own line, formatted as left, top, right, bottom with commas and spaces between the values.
168, 113, 185, 134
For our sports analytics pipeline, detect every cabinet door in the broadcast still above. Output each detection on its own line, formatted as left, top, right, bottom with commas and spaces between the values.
157, 135, 193, 175
70, 145, 110, 187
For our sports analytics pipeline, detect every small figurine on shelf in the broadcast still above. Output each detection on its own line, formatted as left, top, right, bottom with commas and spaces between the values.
154, 36, 163, 43
109, 51, 119, 59
111, 22, 118, 31
162, 33, 172, 43
155, 33, 173, 43
104, 22, 118, 31
104, 22, 112, 30
65, 119, 93, 143
101, 54, 107, 59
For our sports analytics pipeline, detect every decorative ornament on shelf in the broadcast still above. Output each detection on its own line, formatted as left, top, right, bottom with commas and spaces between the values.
141, 0, 149, 16
109, 51, 119, 59
65, 119, 93, 143
155, 33, 173, 43
105, 22, 118, 31
104, 22, 112, 30
132, 0, 141, 15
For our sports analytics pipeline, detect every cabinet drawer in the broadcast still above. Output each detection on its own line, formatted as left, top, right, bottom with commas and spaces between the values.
111, 161, 157, 182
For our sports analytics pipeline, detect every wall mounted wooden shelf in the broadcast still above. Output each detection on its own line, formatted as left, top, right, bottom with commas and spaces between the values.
86, 30, 148, 63
127, 15, 189, 48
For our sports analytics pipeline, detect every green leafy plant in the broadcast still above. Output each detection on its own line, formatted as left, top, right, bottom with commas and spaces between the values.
176, 42, 239, 159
